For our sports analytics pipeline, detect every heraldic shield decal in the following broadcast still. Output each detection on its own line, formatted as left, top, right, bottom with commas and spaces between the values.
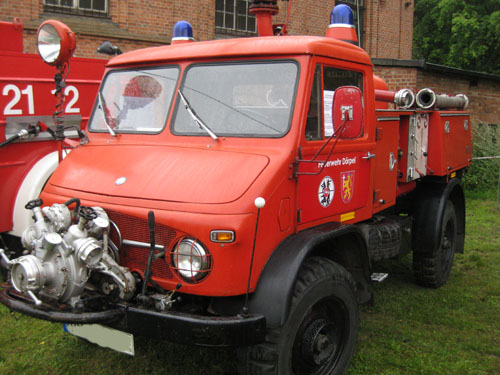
341, 171, 355, 204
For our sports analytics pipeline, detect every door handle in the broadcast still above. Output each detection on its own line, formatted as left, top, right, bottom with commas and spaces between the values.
362, 152, 376, 160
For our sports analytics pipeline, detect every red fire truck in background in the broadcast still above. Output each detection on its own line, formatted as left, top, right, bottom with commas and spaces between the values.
0, 18, 105, 260
0, 2, 472, 374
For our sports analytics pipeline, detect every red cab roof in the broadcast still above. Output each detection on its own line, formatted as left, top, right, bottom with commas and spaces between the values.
107, 35, 372, 67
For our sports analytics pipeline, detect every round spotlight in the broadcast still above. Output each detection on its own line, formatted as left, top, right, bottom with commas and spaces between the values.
37, 20, 76, 67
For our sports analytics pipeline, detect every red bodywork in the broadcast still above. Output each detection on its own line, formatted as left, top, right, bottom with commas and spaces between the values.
39, 35, 472, 297
0, 19, 106, 233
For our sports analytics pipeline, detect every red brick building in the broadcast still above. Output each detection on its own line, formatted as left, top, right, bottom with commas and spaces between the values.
0, 1, 413, 59
1, 0, 498, 127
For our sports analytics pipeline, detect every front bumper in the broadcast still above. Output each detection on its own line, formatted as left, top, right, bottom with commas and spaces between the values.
0, 285, 266, 347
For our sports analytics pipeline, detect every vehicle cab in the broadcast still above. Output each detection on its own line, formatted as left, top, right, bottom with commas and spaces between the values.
39, 34, 375, 299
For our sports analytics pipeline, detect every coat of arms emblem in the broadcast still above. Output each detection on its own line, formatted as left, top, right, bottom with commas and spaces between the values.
341, 171, 355, 204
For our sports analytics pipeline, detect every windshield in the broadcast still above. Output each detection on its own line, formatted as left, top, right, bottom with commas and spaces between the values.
172, 61, 298, 137
89, 66, 179, 133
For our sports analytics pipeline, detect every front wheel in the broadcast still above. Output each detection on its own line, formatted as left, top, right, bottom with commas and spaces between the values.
238, 257, 359, 375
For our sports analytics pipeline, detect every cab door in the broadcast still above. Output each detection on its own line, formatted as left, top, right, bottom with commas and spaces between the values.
296, 62, 374, 226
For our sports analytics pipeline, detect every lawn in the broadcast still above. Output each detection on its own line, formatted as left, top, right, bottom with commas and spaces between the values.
0, 194, 499, 375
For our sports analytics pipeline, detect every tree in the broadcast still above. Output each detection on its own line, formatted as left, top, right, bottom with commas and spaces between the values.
413, 0, 500, 75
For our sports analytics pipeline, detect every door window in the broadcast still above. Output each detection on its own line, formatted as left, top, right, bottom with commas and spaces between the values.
305, 65, 363, 141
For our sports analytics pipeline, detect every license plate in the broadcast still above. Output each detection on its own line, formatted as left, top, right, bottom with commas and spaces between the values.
64, 323, 135, 356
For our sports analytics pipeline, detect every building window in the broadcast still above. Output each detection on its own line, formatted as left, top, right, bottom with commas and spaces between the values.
336, 0, 364, 47
216, 0, 256, 35
44, 0, 108, 17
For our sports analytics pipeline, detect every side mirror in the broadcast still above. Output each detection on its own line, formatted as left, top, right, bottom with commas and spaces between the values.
97, 41, 123, 56
332, 86, 363, 139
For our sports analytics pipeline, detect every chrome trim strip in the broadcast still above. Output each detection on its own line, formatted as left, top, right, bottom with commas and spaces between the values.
122, 239, 164, 251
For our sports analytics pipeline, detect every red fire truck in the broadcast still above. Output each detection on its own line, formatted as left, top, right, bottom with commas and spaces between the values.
0, 2, 471, 374
0, 18, 105, 264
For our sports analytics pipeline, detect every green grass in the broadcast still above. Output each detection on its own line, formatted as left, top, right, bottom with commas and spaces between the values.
1, 196, 499, 375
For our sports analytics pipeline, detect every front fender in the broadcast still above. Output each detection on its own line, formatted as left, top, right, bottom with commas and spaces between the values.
248, 223, 370, 327
9, 151, 59, 236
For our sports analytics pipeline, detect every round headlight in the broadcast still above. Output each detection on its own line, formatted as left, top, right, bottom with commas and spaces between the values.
37, 20, 76, 67
171, 238, 211, 282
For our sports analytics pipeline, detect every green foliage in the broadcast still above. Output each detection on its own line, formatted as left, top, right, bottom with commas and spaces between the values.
463, 123, 500, 192
413, 0, 500, 75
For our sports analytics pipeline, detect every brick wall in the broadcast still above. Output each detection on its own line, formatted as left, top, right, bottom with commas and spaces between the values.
277, 1, 331, 36
2, 1, 412, 60
0, 0, 41, 22
3, 0, 214, 59
364, 0, 413, 59
373, 66, 418, 92
275, 0, 414, 60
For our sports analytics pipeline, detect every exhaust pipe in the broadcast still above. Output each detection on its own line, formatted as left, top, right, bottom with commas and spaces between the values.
249, 0, 280, 36
375, 88, 416, 109
416, 88, 469, 110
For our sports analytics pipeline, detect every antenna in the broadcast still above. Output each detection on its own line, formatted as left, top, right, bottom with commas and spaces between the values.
356, 0, 361, 46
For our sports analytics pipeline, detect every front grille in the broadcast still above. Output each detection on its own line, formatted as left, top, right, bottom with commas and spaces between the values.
106, 210, 177, 280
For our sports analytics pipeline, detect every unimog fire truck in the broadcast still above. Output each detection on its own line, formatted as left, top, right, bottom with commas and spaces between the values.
0, 1, 472, 374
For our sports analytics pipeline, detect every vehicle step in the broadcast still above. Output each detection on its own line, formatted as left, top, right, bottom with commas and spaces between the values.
370, 273, 389, 282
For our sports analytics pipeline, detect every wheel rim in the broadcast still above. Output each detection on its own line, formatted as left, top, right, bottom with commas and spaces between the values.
291, 297, 347, 374
440, 217, 456, 273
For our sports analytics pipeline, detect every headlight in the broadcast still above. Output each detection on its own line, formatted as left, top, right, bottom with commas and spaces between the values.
171, 238, 211, 282
37, 20, 76, 67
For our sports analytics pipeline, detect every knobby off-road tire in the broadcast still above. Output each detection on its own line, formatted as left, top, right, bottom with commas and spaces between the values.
237, 257, 359, 375
413, 201, 457, 288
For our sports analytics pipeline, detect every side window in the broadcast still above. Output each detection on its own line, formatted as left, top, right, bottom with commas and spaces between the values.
305, 65, 364, 141
305, 66, 322, 141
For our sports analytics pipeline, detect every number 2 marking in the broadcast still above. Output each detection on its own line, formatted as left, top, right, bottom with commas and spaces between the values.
51, 85, 81, 113
64, 86, 80, 113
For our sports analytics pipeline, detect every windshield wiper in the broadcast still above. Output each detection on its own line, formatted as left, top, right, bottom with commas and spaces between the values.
178, 89, 218, 141
97, 91, 117, 137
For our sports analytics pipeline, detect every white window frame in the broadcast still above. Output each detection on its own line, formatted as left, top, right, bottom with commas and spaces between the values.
44, 0, 108, 15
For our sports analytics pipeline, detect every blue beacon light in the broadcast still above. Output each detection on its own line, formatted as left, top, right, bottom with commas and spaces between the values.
326, 4, 358, 44
172, 20, 194, 44
330, 4, 354, 26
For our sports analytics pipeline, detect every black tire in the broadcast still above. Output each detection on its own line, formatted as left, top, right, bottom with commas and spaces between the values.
237, 257, 359, 375
1, 234, 23, 283
413, 201, 457, 288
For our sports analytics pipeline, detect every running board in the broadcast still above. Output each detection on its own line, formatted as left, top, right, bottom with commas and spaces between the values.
370, 273, 389, 282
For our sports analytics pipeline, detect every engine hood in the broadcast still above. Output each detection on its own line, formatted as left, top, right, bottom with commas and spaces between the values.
49, 145, 270, 204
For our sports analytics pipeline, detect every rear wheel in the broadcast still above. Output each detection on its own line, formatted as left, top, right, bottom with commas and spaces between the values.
413, 201, 457, 288
238, 257, 359, 375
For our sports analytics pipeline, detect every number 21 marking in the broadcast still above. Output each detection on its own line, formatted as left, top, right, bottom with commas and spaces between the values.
2, 84, 34, 115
